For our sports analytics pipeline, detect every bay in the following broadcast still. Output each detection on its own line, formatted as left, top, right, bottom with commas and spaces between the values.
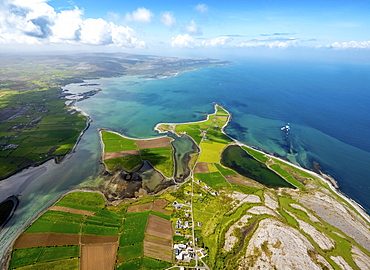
1, 57, 370, 264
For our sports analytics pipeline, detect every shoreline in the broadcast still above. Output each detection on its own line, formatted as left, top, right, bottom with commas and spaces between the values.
156, 103, 370, 224
3, 102, 370, 268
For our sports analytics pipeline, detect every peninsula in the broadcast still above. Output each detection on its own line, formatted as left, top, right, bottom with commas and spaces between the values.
5, 104, 370, 270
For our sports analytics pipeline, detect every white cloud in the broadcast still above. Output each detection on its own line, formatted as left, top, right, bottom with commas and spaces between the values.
202, 36, 232, 47
195, 3, 208, 14
80, 18, 113, 45
172, 35, 233, 48
171, 34, 196, 48
160, 11, 176, 27
0, 0, 146, 48
125, 7, 153, 23
323, 41, 370, 49
236, 39, 298, 49
50, 8, 83, 41
185, 20, 202, 35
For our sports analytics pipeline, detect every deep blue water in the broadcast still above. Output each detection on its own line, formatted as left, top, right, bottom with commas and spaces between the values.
1, 57, 370, 262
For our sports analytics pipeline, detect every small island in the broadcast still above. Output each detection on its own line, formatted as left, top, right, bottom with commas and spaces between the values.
5, 104, 370, 270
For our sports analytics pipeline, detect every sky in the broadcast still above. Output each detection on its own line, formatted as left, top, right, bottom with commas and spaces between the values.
1, 0, 370, 58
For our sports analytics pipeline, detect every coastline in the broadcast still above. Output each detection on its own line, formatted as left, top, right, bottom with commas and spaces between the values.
3, 102, 370, 268
156, 103, 370, 224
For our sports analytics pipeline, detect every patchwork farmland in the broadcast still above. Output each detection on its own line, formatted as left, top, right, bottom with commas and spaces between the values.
9, 192, 174, 270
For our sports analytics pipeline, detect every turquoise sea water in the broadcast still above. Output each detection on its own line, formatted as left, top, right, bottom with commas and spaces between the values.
1, 58, 370, 263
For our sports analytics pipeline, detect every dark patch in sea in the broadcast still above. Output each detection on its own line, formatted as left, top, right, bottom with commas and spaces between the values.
228, 122, 249, 134
231, 100, 249, 109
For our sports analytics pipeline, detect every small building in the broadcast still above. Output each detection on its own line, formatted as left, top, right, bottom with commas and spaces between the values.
178, 244, 187, 249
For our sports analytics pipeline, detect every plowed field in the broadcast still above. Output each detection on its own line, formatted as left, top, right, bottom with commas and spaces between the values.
194, 162, 209, 173
49, 206, 95, 216
14, 233, 79, 249
80, 243, 118, 270
136, 137, 171, 149
104, 150, 140, 160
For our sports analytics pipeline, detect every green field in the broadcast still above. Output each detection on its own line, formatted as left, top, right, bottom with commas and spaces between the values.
214, 163, 237, 176
140, 147, 174, 177
116, 257, 172, 270
104, 155, 143, 172
55, 191, 105, 212
11, 258, 79, 270
25, 220, 80, 234
117, 243, 143, 262
198, 141, 227, 163
120, 211, 150, 246
35, 211, 85, 224
9, 246, 79, 269
194, 172, 230, 190
82, 224, 120, 236
101, 131, 138, 152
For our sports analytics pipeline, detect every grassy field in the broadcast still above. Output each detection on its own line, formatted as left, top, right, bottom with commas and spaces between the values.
101, 131, 175, 176
120, 211, 150, 246
194, 172, 230, 190
104, 156, 143, 172
116, 257, 172, 270
101, 131, 138, 152
198, 141, 227, 163
25, 220, 80, 234
214, 163, 237, 176
55, 192, 105, 212
117, 243, 143, 262
140, 147, 174, 177
9, 246, 79, 269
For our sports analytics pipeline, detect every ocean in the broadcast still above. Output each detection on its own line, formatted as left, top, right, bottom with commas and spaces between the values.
1, 57, 370, 260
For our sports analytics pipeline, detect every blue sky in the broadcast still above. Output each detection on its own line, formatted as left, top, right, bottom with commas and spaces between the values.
1, 0, 370, 57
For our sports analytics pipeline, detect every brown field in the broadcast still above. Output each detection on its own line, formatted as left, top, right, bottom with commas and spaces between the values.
104, 150, 140, 160
80, 243, 118, 270
49, 206, 95, 216
127, 199, 171, 215
194, 162, 209, 173
14, 233, 79, 249
127, 202, 153, 213
144, 234, 172, 262
136, 137, 171, 149
145, 215, 173, 240
153, 198, 169, 209
216, 116, 228, 119
224, 175, 263, 188
81, 235, 118, 244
